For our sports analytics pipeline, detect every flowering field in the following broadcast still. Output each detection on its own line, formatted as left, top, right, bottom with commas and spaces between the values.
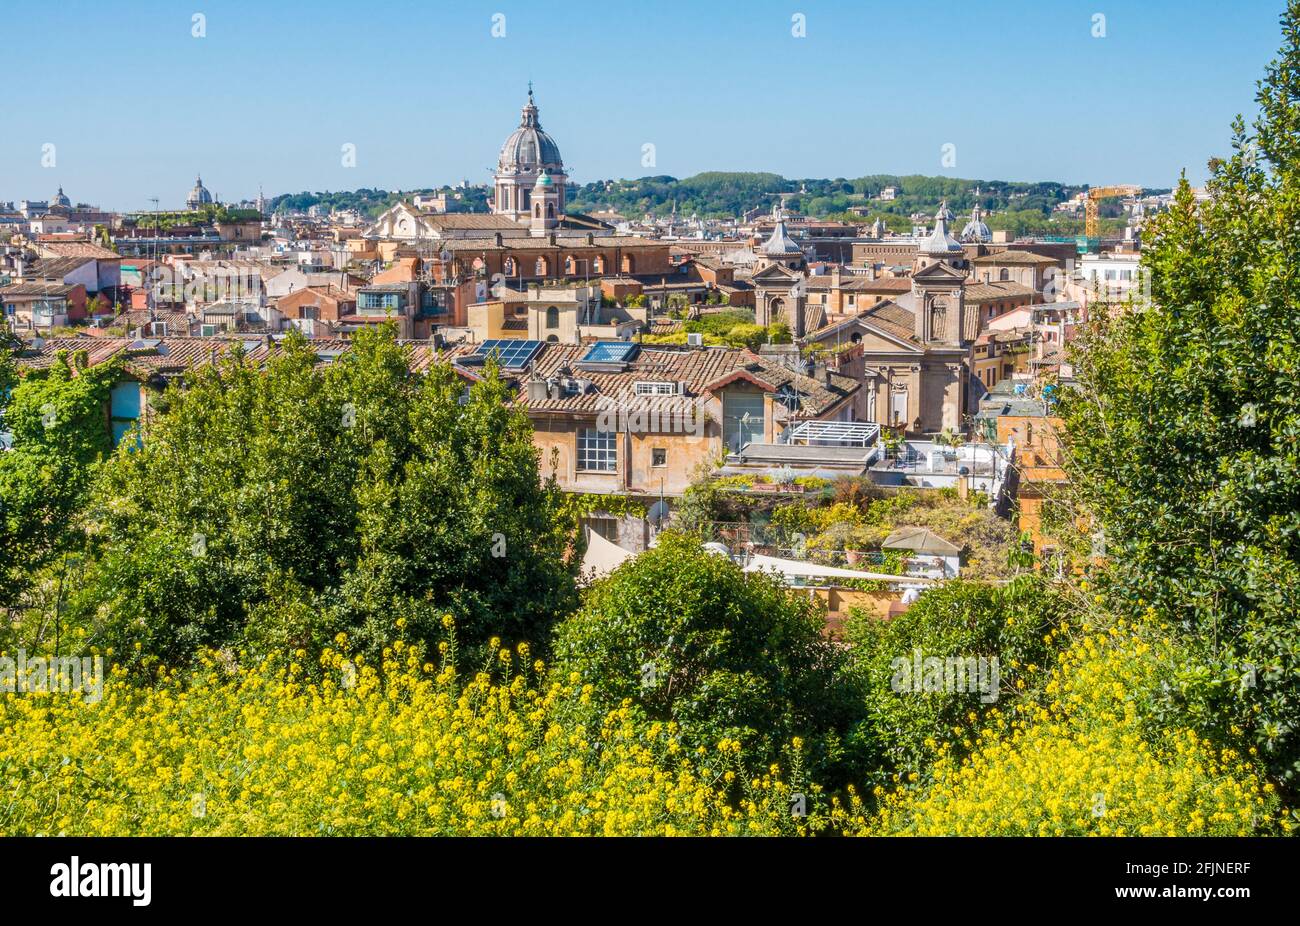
1, 616, 1282, 837
0, 634, 844, 837
868, 622, 1282, 836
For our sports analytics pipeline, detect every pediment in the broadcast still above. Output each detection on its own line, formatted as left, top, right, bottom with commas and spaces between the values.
750, 263, 801, 283
912, 262, 966, 283
363, 202, 437, 241
855, 323, 924, 353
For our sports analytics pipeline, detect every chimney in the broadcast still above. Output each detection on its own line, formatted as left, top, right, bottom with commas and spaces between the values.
527, 378, 550, 402
548, 233, 557, 247
494, 232, 503, 246
586, 232, 594, 246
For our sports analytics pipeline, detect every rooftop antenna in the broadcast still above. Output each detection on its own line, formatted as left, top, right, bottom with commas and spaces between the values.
148, 196, 160, 323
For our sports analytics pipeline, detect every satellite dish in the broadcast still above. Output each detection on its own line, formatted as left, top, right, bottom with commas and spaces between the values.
647, 500, 670, 528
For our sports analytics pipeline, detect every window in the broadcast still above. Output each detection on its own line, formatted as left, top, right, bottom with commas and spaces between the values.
109, 381, 142, 448
535, 257, 548, 276
723, 391, 765, 451
651, 448, 667, 467
583, 516, 619, 542
545, 306, 559, 328
634, 381, 676, 396
577, 428, 617, 472
999, 268, 1010, 281
890, 389, 909, 427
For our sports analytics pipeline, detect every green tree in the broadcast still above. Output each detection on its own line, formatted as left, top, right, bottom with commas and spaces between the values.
553, 532, 871, 785
1061, 1, 1300, 793
69, 327, 577, 668
843, 577, 1065, 786
0, 349, 120, 620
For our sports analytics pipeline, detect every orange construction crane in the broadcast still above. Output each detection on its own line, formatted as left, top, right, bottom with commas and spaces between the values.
1084, 185, 1142, 238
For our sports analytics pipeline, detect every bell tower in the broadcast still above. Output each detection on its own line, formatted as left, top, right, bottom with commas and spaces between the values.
530, 172, 561, 236
911, 262, 968, 347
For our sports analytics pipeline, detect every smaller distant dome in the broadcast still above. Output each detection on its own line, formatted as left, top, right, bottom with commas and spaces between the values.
535, 172, 553, 187
187, 175, 213, 209
961, 203, 991, 242
51, 186, 70, 208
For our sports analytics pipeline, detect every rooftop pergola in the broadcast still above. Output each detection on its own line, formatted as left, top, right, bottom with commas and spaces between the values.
784, 420, 881, 448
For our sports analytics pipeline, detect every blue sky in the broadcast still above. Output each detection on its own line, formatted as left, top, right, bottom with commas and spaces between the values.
2, 0, 1286, 210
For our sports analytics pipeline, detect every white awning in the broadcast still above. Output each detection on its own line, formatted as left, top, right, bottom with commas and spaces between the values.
579, 528, 637, 583
742, 553, 931, 585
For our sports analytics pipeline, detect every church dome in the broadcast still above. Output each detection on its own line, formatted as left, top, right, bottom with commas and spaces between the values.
961, 203, 991, 242
51, 186, 70, 208
497, 88, 563, 175
187, 175, 213, 209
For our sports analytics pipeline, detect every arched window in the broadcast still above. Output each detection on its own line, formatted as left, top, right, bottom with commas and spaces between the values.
546, 334, 559, 343
535, 204, 541, 218
999, 268, 1010, 281
504, 257, 516, 276
535, 257, 548, 276
546, 203, 555, 219
592, 255, 604, 274
621, 254, 635, 273
564, 256, 575, 274
545, 306, 559, 328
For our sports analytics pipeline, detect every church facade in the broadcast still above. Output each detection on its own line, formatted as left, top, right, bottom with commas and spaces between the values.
803, 203, 977, 435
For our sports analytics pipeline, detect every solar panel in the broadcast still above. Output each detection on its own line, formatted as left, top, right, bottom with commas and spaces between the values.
474, 339, 543, 369
581, 341, 638, 363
